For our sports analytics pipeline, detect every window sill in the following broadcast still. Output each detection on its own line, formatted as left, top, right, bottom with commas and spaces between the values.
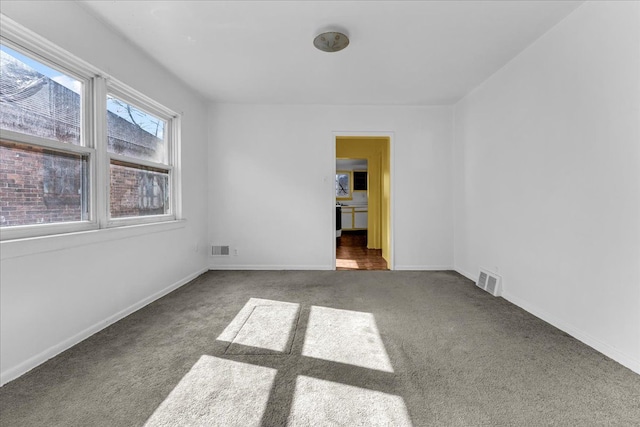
0, 219, 187, 261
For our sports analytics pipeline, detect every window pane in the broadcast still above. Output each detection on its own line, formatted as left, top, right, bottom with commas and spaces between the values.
336, 173, 351, 198
107, 95, 167, 164
0, 141, 89, 227
0, 45, 82, 145
110, 161, 169, 218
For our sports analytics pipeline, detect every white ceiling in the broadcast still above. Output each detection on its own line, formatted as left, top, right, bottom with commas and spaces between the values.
82, 1, 582, 105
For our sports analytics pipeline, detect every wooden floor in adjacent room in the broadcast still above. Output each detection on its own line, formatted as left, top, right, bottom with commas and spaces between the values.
336, 230, 388, 270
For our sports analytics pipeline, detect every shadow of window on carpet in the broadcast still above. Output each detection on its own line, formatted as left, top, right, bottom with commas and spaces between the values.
145, 298, 413, 427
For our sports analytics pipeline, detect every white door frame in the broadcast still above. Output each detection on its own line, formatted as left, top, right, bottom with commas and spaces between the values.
331, 131, 395, 270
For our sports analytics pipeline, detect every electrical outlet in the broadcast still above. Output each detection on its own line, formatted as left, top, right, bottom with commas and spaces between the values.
234, 248, 239, 256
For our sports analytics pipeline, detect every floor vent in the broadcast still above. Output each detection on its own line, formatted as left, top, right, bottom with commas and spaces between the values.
476, 268, 502, 297
212, 245, 230, 256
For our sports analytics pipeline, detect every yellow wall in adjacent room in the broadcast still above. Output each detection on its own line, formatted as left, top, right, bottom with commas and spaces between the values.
336, 136, 391, 265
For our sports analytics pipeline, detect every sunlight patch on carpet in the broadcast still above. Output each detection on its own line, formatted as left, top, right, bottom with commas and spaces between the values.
217, 298, 300, 354
226, 304, 300, 354
302, 306, 394, 373
288, 376, 412, 426
144, 355, 276, 427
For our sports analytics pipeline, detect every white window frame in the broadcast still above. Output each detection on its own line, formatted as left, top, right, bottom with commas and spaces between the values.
0, 15, 181, 241
104, 83, 180, 227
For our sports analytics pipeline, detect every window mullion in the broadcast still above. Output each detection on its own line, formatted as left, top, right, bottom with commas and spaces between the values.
171, 116, 182, 219
93, 76, 109, 228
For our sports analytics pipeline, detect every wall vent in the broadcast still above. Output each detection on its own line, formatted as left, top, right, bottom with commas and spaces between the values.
476, 268, 502, 297
212, 245, 230, 256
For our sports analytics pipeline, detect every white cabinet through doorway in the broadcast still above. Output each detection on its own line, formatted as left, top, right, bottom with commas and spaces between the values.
354, 209, 368, 229
341, 210, 353, 230
340, 206, 367, 230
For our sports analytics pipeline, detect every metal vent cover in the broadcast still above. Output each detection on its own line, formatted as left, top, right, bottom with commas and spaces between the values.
476, 268, 502, 297
477, 271, 488, 290
486, 276, 498, 295
212, 245, 230, 256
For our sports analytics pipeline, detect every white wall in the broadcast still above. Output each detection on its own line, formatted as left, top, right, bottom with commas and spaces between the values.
0, 2, 210, 384
208, 104, 453, 270
453, 1, 640, 373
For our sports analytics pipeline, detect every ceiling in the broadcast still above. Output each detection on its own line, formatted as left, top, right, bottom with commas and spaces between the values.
82, 1, 582, 105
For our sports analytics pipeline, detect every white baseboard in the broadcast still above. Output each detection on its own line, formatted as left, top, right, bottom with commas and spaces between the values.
394, 265, 454, 271
209, 264, 333, 271
210, 264, 456, 271
454, 268, 476, 282
501, 291, 640, 375
210, 264, 455, 271
0, 267, 209, 386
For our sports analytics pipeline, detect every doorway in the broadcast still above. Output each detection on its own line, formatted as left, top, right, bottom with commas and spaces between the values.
334, 136, 391, 270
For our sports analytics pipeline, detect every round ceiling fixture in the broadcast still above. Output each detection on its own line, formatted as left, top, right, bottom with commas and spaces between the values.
313, 31, 349, 53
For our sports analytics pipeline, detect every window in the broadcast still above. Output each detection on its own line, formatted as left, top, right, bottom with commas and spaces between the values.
0, 21, 180, 240
0, 45, 83, 145
106, 93, 173, 221
0, 43, 91, 233
336, 171, 352, 200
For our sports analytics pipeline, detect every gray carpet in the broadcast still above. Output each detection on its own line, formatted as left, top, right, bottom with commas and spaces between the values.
1, 270, 639, 426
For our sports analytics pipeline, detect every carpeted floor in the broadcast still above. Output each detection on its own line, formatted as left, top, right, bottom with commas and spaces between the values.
1, 270, 639, 426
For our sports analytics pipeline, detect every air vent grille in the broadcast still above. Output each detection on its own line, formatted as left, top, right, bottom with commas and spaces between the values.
212, 245, 230, 256
486, 276, 498, 294
476, 268, 502, 297
477, 271, 488, 290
